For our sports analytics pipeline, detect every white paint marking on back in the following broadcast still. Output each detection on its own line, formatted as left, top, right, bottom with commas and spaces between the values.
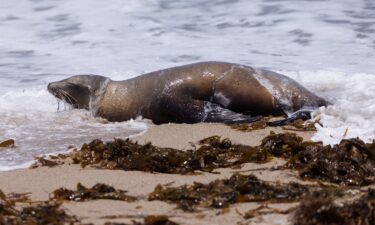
169, 79, 184, 87
203, 71, 215, 77
214, 92, 231, 107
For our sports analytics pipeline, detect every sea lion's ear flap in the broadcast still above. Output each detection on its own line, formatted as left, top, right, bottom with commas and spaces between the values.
89, 75, 110, 92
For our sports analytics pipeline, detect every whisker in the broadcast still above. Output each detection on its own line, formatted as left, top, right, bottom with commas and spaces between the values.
59, 90, 76, 106
63, 90, 78, 105
57, 99, 62, 112
54, 90, 73, 112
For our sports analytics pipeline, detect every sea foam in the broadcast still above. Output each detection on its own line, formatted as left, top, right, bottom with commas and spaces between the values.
284, 70, 375, 145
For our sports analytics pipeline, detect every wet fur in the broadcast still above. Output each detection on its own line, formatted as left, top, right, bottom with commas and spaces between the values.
48, 62, 328, 125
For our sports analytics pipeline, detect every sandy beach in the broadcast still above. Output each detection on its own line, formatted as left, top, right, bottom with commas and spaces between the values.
2, 1, 375, 224
0, 123, 316, 225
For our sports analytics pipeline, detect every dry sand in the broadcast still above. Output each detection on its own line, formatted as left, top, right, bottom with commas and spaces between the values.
0, 123, 315, 225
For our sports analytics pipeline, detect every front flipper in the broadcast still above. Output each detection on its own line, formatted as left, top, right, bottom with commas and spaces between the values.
268, 110, 312, 126
203, 102, 261, 124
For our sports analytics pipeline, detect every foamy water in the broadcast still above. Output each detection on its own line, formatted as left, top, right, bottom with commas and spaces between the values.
0, 0, 374, 170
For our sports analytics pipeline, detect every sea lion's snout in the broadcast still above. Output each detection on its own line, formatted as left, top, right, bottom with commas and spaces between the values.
47, 82, 58, 93
47, 81, 63, 97
47, 75, 110, 111
47, 79, 91, 110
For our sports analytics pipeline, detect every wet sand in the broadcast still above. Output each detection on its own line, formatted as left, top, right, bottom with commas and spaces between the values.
0, 123, 315, 225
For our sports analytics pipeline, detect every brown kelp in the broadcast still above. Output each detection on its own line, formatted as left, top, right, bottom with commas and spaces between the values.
149, 173, 308, 211
0, 190, 17, 221
50, 183, 137, 202
293, 189, 375, 225
142, 215, 179, 225
260, 132, 306, 158
289, 139, 375, 186
64, 136, 272, 173
260, 132, 375, 186
0, 189, 79, 225
229, 118, 269, 131
104, 215, 180, 225
0, 139, 15, 148
34, 131, 375, 186
32, 156, 61, 168
32, 153, 70, 168
229, 117, 317, 132
281, 119, 317, 131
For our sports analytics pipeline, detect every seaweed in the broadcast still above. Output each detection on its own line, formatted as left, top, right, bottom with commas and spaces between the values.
31, 156, 62, 168
229, 118, 317, 132
0, 190, 18, 220
260, 132, 306, 158
0, 139, 15, 148
229, 118, 268, 131
15, 202, 80, 225
293, 189, 375, 225
104, 215, 179, 225
148, 173, 308, 211
283, 119, 317, 131
243, 204, 294, 219
61, 137, 272, 173
34, 132, 375, 186
260, 132, 375, 186
287, 138, 375, 186
142, 216, 179, 225
0, 189, 79, 225
5, 192, 31, 204
50, 183, 137, 202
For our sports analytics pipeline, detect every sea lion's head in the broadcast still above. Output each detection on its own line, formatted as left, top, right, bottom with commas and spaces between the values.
48, 75, 109, 110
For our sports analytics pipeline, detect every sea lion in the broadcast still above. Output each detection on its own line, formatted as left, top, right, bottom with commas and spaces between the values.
47, 61, 328, 125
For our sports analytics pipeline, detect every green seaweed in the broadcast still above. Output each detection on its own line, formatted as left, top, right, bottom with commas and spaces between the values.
148, 173, 308, 211
50, 183, 137, 202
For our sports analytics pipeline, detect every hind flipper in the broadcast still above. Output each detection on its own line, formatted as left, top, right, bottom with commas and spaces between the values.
268, 110, 312, 126
156, 95, 260, 124
203, 103, 261, 124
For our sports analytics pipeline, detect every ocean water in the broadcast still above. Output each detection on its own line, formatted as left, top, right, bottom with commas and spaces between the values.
0, 0, 374, 170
